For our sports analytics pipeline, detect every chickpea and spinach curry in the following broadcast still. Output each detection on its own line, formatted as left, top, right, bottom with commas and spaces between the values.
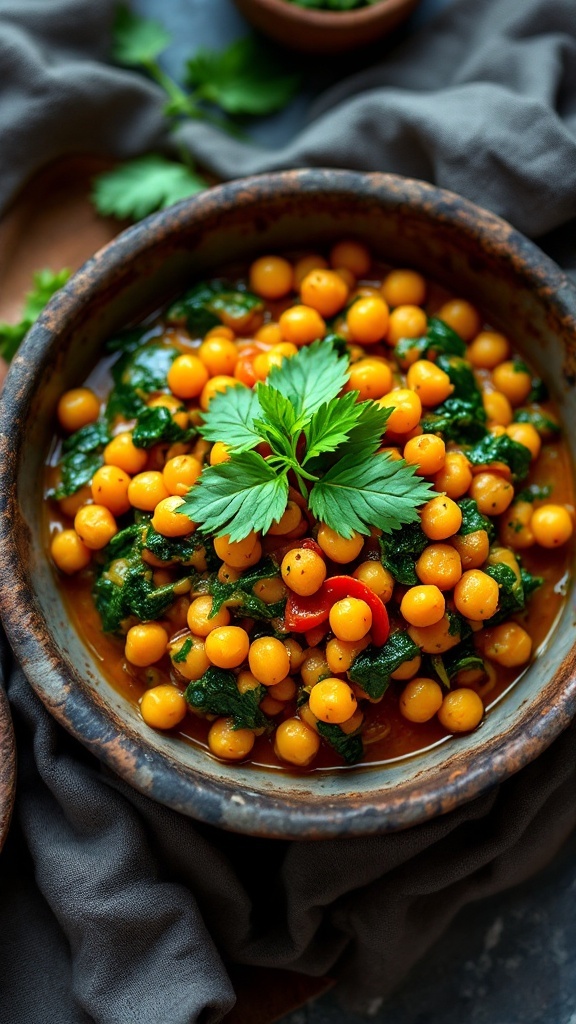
46, 241, 574, 770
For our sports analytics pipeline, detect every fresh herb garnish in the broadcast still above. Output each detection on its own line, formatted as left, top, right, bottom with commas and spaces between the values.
185, 667, 270, 730
92, 155, 207, 222
348, 632, 421, 700
0, 269, 70, 362
185, 37, 300, 117
180, 342, 436, 541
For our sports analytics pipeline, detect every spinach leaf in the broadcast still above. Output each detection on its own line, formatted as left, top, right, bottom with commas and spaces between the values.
52, 420, 110, 499
439, 642, 485, 681
172, 638, 193, 663
394, 316, 466, 363
447, 610, 472, 642
316, 720, 364, 765
380, 523, 428, 585
143, 522, 216, 567
513, 407, 560, 437
107, 343, 178, 420
194, 557, 285, 621
348, 632, 421, 699
515, 483, 552, 503
467, 433, 531, 483
185, 667, 269, 730
167, 280, 263, 336
421, 354, 487, 444
528, 377, 548, 403
484, 560, 542, 626
132, 406, 194, 449
457, 497, 495, 541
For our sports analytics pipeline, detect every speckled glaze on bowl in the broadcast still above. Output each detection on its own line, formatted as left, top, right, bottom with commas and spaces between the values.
0, 170, 574, 840
232, 0, 420, 53
0, 684, 16, 851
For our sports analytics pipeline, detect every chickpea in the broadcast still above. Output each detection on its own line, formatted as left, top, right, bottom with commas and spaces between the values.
499, 500, 535, 550
205, 626, 250, 669
407, 615, 460, 654
147, 393, 189, 431
483, 390, 513, 428
450, 528, 490, 569
386, 305, 428, 347
433, 452, 472, 499
128, 471, 170, 512
252, 576, 287, 605
400, 585, 445, 627
329, 597, 372, 642
200, 375, 242, 412
436, 299, 481, 341
267, 677, 297, 702
252, 350, 283, 381
353, 560, 394, 601
326, 637, 369, 674
198, 335, 238, 376
505, 422, 541, 461
300, 269, 349, 318
274, 717, 320, 766
400, 678, 444, 723
406, 359, 454, 407
531, 504, 574, 547
74, 504, 117, 550
390, 654, 422, 680
169, 634, 210, 681
150, 496, 195, 538
204, 325, 235, 341
248, 636, 291, 687
50, 529, 91, 574
104, 432, 147, 475
381, 269, 426, 308
254, 323, 283, 346
379, 388, 422, 434
403, 434, 446, 476
492, 361, 532, 406
453, 569, 499, 621
483, 622, 532, 667
293, 254, 328, 288
438, 689, 484, 732
140, 685, 187, 730
317, 523, 365, 564
57, 387, 100, 433
58, 485, 92, 519
309, 678, 358, 724
90, 465, 131, 516
346, 296, 389, 345
187, 596, 230, 636
281, 547, 326, 596
267, 501, 302, 536
125, 622, 168, 667
467, 331, 510, 369
420, 495, 462, 540
213, 531, 261, 569
167, 354, 209, 400
470, 472, 514, 516
346, 358, 393, 401
329, 240, 371, 278
279, 305, 326, 347
209, 442, 230, 466
300, 647, 330, 688
249, 255, 294, 299
208, 718, 255, 761
162, 455, 202, 496
415, 543, 462, 590
284, 638, 306, 673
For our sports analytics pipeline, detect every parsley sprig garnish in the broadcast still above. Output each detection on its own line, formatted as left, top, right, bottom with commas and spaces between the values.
92, 7, 300, 222
0, 268, 70, 362
180, 342, 436, 541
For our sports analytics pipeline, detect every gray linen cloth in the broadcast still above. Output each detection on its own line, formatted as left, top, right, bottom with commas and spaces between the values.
1, 0, 576, 1021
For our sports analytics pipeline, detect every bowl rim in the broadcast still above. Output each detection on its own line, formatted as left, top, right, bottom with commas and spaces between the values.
234, 0, 415, 28
0, 168, 575, 839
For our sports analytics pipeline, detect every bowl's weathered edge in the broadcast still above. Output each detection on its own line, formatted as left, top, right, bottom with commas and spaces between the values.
0, 168, 574, 840
0, 683, 16, 851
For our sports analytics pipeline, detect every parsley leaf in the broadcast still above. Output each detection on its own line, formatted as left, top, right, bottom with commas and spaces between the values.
0, 268, 70, 362
112, 5, 172, 66
91, 155, 207, 222
179, 453, 289, 542
186, 37, 299, 116
303, 392, 363, 463
199, 386, 263, 452
267, 339, 349, 418
308, 451, 435, 538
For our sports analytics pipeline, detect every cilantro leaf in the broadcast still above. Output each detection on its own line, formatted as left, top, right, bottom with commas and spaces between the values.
0, 268, 70, 362
112, 6, 172, 66
303, 392, 363, 464
199, 386, 263, 452
179, 452, 289, 541
267, 340, 349, 419
91, 155, 207, 222
308, 452, 436, 538
185, 37, 299, 116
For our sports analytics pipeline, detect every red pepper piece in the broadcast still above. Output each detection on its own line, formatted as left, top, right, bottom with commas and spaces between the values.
301, 537, 324, 558
284, 574, 389, 646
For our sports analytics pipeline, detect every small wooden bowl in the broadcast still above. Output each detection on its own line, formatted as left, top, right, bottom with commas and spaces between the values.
232, 0, 420, 53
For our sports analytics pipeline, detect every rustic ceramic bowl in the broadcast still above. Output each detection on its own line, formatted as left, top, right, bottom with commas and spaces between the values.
0, 170, 574, 839
232, 0, 420, 53
0, 685, 16, 851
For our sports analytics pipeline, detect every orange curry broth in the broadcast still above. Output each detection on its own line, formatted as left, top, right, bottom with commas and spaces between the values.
43, 260, 575, 772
